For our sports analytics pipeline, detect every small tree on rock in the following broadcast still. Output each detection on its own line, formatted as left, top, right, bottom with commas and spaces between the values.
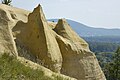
1, 0, 12, 6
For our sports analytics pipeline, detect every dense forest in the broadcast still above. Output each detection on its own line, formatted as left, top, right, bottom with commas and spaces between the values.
88, 41, 119, 52
83, 36, 120, 52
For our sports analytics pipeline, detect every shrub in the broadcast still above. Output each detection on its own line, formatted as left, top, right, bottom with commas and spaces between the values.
1, 0, 12, 6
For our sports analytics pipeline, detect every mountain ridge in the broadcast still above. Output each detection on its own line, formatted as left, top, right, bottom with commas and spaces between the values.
48, 19, 120, 37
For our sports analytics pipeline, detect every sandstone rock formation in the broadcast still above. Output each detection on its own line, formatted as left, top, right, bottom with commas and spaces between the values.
0, 4, 31, 56
54, 19, 106, 80
0, 4, 76, 80
0, 4, 30, 29
13, 5, 62, 73
0, 4, 18, 56
48, 21, 57, 29
0, 4, 106, 80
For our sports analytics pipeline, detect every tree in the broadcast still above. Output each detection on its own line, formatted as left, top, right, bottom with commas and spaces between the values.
113, 47, 120, 80
1, 0, 12, 6
104, 47, 120, 80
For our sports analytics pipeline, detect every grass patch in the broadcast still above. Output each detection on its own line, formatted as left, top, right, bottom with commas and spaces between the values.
0, 53, 67, 80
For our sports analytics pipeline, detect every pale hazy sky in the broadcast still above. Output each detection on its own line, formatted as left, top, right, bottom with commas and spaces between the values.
10, 0, 120, 29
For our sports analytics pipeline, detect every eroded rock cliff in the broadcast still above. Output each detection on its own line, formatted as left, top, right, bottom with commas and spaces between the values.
0, 4, 106, 80
0, 4, 76, 80
13, 5, 62, 73
0, 4, 19, 56
54, 19, 106, 80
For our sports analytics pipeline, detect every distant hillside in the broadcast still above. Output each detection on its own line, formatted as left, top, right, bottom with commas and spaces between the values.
83, 36, 120, 43
82, 36, 120, 52
48, 19, 120, 37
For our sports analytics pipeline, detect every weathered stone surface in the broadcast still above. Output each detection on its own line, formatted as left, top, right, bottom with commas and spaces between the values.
13, 5, 62, 73
0, 4, 31, 56
0, 4, 30, 29
48, 21, 57, 29
53, 19, 106, 80
0, 4, 19, 56
0, 4, 106, 80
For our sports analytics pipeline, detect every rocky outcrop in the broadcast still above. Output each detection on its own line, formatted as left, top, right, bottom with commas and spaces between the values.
0, 4, 19, 56
0, 4, 31, 56
0, 4, 30, 29
53, 19, 106, 80
0, 4, 106, 80
13, 5, 62, 73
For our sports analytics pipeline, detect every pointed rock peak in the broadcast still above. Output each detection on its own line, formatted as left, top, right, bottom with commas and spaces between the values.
54, 18, 71, 39
57, 18, 68, 26
54, 18, 69, 31
54, 18, 88, 46
55, 18, 73, 31
32, 4, 41, 13
58, 18, 67, 23
28, 4, 46, 21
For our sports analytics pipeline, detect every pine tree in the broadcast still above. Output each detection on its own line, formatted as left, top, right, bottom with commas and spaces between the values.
113, 47, 120, 80
1, 0, 12, 6
105, 47, 120, 80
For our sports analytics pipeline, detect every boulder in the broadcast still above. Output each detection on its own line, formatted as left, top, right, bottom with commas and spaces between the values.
54, 19, 106, 80
13, 5, 62, 73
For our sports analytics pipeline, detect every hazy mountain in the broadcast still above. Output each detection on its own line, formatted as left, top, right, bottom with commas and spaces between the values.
48, 19, 120, 37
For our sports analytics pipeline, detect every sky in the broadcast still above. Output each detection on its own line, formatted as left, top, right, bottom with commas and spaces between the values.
10, 0, 120, 29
